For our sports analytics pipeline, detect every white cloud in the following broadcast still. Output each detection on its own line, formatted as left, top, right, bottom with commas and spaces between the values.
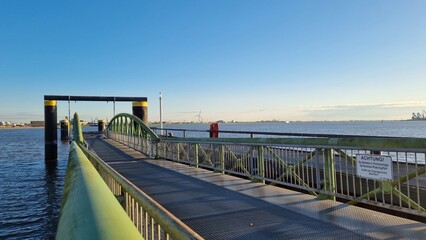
294, 101, 426, 121
298, 101, 426, 111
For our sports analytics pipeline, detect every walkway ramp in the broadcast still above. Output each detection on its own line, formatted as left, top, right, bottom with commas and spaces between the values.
85, 134, 426, 239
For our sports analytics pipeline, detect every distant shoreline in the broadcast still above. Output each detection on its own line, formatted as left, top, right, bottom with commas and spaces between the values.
150, 119, 413, 125
1, 119, 423, 130
0, 126, 44, 130
0, 125, 96, 130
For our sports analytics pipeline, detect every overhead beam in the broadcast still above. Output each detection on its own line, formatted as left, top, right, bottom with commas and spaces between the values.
44, 95, 147, 102
43, 95, 148, 161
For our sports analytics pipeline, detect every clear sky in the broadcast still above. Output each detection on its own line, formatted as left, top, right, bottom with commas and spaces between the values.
1, 0, 425, 123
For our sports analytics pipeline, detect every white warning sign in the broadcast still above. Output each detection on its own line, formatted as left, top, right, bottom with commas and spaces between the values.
356, 154, 393, 180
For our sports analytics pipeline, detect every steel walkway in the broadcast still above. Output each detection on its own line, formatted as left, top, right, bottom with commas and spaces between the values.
85, 134, 426, 239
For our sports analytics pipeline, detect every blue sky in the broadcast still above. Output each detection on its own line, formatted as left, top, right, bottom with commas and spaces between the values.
1, 0, 425, 123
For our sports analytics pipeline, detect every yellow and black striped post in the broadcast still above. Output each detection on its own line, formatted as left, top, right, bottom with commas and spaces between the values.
44, 100, 58, 161
98, 119, 106, 132
132, 101, 148, 124
60, 119, 70, 141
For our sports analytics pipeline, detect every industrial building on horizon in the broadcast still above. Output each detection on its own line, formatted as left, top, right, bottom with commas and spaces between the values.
412, 110, 426, 120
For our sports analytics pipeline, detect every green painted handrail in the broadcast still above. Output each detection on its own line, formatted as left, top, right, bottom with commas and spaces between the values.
161, 136, 426, 150
56, 142, 143, 240
79, 143, 204, 239
72, 112, 84, 144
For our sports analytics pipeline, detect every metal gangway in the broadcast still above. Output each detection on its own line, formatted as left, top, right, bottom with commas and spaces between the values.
57, 113, 426, 239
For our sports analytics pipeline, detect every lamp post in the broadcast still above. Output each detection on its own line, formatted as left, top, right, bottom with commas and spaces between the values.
159, 92, 163, 136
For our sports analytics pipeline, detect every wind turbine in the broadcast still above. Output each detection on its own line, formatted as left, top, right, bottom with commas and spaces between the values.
195, 110, 203, 122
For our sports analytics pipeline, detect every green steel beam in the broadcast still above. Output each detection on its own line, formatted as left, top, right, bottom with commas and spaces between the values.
335, 149, 357, 164
256, 146, 265, 183
177, 143, 181, 162
391, 165, 426, 186
318, 149, 336, 200
391, 188, 426, 211
194, 144, 199, 168
197, 144, 214, 166
348, 165, 426, 210
219, 145, 225, 174
267, 147, 318, 196
225, 146, 251, 176
107, 113, 159, 142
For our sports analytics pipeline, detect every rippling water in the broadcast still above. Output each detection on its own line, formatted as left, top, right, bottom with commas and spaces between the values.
0, 121, 425, 239
0, 128, 68, 239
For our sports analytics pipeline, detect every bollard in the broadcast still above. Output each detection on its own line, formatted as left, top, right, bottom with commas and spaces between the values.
60, 119, 70, 141
44, 100, 57, 161
132, 101, 148, 124
209, 122, 219, 138
98, 119, 106, 132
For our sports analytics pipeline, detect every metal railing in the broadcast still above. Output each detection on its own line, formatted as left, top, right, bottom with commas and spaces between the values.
72, 113, 203, 240
107, 115, 426, 219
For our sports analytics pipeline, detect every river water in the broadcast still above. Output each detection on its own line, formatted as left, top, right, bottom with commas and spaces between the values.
0, 128, 68, 239
0, 121, 425, 239
156, 120, 426, 138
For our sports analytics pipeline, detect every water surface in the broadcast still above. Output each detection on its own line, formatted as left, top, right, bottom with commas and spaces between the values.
0, 128, 68, 239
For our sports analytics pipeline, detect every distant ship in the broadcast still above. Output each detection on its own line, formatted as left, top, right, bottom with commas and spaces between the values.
88, 121, 98, 126
411, 110, 426, 120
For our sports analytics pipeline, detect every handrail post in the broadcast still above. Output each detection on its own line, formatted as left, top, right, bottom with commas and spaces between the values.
212, 144, 217, 170
250, 145, 254, 179
219, 145, 225, 173
319, 148, 336, 200
155, 140, 159, 159
256, 146, 265, 183
177, 143, 180, 162
194, 144, 199, 168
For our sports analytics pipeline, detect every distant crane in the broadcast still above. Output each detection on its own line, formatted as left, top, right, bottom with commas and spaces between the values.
412, 110, 426, 120
195, 110, 203, 122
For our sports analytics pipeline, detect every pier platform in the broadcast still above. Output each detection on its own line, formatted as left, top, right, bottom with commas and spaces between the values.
85, 134, 426, 239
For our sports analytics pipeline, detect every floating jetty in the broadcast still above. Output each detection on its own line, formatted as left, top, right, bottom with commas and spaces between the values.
43, 95, 426, 239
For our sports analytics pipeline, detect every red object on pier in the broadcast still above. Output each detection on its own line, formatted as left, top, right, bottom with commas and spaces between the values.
209, 123, 219, 138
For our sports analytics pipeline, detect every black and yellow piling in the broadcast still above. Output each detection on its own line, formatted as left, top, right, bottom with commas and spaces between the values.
45, 100, 58, 161
132, 101, 148, 123
60, 119, 70, 141
98, 120, 106, 132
